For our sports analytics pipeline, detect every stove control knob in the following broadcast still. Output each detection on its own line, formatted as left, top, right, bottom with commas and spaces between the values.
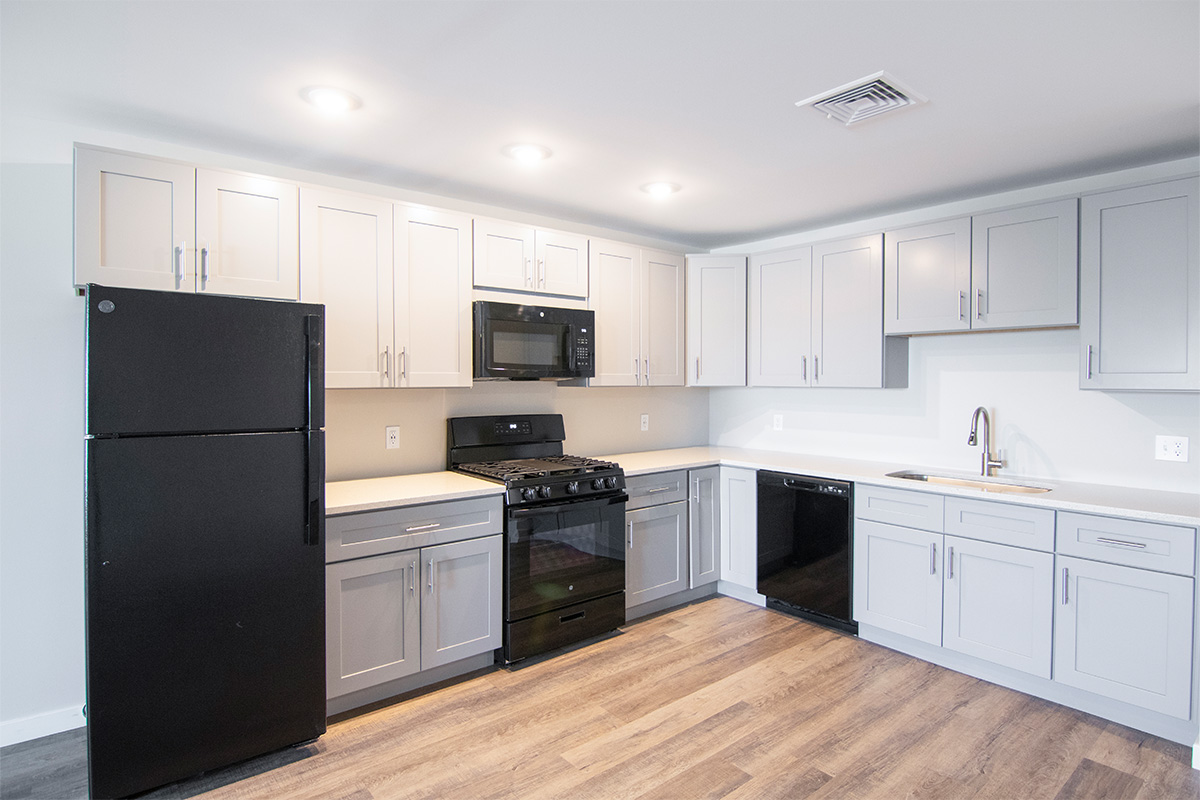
522, 487, 538, 502
538, 485, 552, 498
592, 478, 604, 491
605, 476, 618, 489
566, 481, 580, 494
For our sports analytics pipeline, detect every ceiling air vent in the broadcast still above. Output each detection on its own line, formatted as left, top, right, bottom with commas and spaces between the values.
796, 71, 927, 126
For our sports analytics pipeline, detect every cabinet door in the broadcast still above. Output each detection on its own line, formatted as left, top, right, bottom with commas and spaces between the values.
326, 550, 421, 698
74, 147, 196, 292
942, 536, 1053, 678
884, 219, 971, 334
536, 230, 589, 297
719, 466, 758, 591
642, 249, 686, 386
421, 536, 503, 670
1054, 555, 1194, 718
588, 239, 642, 386
686, 255, 747, 386
300, 189, 395, 388
689, 467, 720, 588
472, 218, 534, 292
748, 246, 812, 387
395, 206, 472, 388
195, 169, 299, 300
812, 234, 885, 387
1080, 178, 1199, 391
972, 199, 1078, 330
626, 501, 688, 608
852, 520, 943, 645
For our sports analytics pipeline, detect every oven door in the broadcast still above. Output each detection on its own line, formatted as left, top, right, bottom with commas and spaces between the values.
505, 492, 627, 621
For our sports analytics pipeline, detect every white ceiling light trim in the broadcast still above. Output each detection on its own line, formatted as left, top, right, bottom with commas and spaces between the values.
796, 71, 927, 126
641, 182, 681, 197
503, 143, 553, 164
300, 85, 362, 114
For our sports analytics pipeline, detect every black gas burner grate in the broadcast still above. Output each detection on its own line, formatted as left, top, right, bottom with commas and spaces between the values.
457, 455, 618, 483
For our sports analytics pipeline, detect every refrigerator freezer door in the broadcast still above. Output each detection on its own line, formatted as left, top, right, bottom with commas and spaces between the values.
86, 431, 325, 799
86, 285, 323, 436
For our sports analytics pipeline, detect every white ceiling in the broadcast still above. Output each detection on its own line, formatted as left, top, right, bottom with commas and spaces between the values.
3, 1, 1197, 250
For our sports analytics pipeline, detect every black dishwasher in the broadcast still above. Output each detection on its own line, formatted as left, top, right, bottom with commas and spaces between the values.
757, 471, 856, 634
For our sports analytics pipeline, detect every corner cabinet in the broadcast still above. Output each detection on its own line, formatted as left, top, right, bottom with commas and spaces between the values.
473, 218, 588, 298
300, 189, 472, 388
589, 241, 685, 387
1080, 177, 1200, 391
718, 466, 758, 593
686, 255, 747, 386
75, 146, 299, 300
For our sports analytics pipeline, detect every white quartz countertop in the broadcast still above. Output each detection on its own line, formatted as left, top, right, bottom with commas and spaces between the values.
326, 446, 1200, 526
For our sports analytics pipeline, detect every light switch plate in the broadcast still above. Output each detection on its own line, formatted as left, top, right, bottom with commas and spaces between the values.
1155, 435, 1188, 462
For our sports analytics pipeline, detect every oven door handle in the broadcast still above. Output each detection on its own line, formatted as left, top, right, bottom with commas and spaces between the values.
506, 492, 629, 518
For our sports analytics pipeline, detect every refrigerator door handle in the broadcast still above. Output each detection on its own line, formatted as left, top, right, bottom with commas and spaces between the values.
305, 315, 324, 429
306, 430, 325, 547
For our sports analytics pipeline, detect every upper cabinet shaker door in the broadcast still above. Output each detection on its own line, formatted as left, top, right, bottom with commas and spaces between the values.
589, 239, 643, 387
971, 199, 1079, 331
195, 169, 300, 300
813, 233, 885, 387
75, 147, 197, 292
1080, 178, 1199, 391
535, 230, 589, 298
472, 218, 535, 293
749, 246, 813, 387
642, 249, 685, 387
884, 218, 971, 334
686, 254, 747, 387
299, 188, 395, 388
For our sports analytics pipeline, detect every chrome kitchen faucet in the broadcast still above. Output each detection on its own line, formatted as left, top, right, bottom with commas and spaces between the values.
967, 406, 1005, 477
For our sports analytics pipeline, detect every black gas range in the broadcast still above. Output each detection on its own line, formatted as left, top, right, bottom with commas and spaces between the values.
448, 414, 627, 663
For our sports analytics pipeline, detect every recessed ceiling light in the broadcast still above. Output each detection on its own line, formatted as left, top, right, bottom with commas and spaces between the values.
641, 182, 681, 198
300, 86, 362, 114
503, 143, 552, 164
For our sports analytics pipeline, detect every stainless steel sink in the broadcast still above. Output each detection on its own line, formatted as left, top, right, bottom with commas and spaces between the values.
885, 470, 1052, 494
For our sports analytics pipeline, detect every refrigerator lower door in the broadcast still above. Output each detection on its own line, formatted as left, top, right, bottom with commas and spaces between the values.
86, 431, 325, 798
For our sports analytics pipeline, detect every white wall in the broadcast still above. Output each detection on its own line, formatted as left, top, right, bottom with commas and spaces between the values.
710, 328, 1200, 494
0, 164, 88, 745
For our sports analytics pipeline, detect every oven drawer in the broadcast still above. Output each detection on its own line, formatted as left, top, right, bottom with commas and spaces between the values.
326, 495, 504, 563
625, 470, 689, 510
1056, 512, 1196, 575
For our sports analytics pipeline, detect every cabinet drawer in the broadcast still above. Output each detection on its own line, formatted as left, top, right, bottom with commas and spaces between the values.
1056, 512, 1196, 576
326, 495, 504, 563
625, 470, 689, 510
944, 497, 1055, 552
855, 485, 944, 532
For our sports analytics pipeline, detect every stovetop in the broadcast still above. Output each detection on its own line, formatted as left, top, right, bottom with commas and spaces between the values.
456, 454, 618, 482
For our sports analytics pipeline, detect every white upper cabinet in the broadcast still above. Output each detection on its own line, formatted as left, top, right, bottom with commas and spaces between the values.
885, 200, 1079, 335
1080, 177, 1199, 391
971, 199, 1078, 330
473, 218, 587, 298
589, 241, 684, 387
884, 218, 972, 335
686, 254, 747, 386
749, 246, 813, 387
75, 146, 299, 300
300, 188, 394, 388
394, 206, 473, 388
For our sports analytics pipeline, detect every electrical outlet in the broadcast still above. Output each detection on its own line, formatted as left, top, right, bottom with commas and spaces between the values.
640, 414, 649, 432
1155, 435, 1189, 462
773, 414, 784, 431
385, 426, 400, 450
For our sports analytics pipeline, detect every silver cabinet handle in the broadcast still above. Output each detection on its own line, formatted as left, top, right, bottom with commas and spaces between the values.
930, 542, 937, 575
525, 257, 533, 287
1086, 345, 1094, 380
175, 243, 186, 285
948, 546, 955, 579
538, 257, 545, 287
1062, 567, 1069, 604
627, 521, 634, 549
645, 486, 674, 494
428, 559, 434, 591
695, 357, 701, 382
959, 291, 966, 321
813, 356, 820, 383
405, 522, 441, 533
1096, 537, 1147, 549
976, 289, 984, 320
802, 355, 807, 382
400, 347, 407, 380
692, 478, 699, 503
200, 246, 210, 287
408, 561, 415, 596
643, 358, 649, 387
382, 345, 391, 382
634, 357, 640, 386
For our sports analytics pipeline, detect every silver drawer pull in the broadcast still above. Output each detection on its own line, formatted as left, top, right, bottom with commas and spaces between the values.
1096, 537, 1147, 549
1062, 567, 1069, 604
405, 522, 441, 532
645, 486, 675, 494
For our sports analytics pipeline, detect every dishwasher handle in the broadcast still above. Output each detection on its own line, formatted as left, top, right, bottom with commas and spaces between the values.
758, 470, 851, 497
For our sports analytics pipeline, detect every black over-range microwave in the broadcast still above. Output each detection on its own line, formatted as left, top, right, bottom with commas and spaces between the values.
473, 301, 595, 381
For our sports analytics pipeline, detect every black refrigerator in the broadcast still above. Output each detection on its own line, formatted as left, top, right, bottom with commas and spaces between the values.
84, 285, 326, 799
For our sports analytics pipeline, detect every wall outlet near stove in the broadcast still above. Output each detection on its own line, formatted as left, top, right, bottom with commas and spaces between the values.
773, 414, 784, 431
640, 414, 649, 432
1155, 435, 1188, 462
386, 426, 401, 450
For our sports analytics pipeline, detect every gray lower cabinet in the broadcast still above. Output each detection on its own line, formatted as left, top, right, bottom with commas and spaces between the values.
626, 500, 688, 607
689, 467, 720, 588
420, 536, 503, 670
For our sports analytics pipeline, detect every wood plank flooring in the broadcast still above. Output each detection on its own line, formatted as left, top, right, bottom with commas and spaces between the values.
2, 596, 1196, 799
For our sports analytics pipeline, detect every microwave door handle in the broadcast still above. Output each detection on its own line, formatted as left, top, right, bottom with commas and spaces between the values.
567, 327, 577, 373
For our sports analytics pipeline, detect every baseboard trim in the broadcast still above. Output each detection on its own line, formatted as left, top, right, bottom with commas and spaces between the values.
0, 705, 85, 748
